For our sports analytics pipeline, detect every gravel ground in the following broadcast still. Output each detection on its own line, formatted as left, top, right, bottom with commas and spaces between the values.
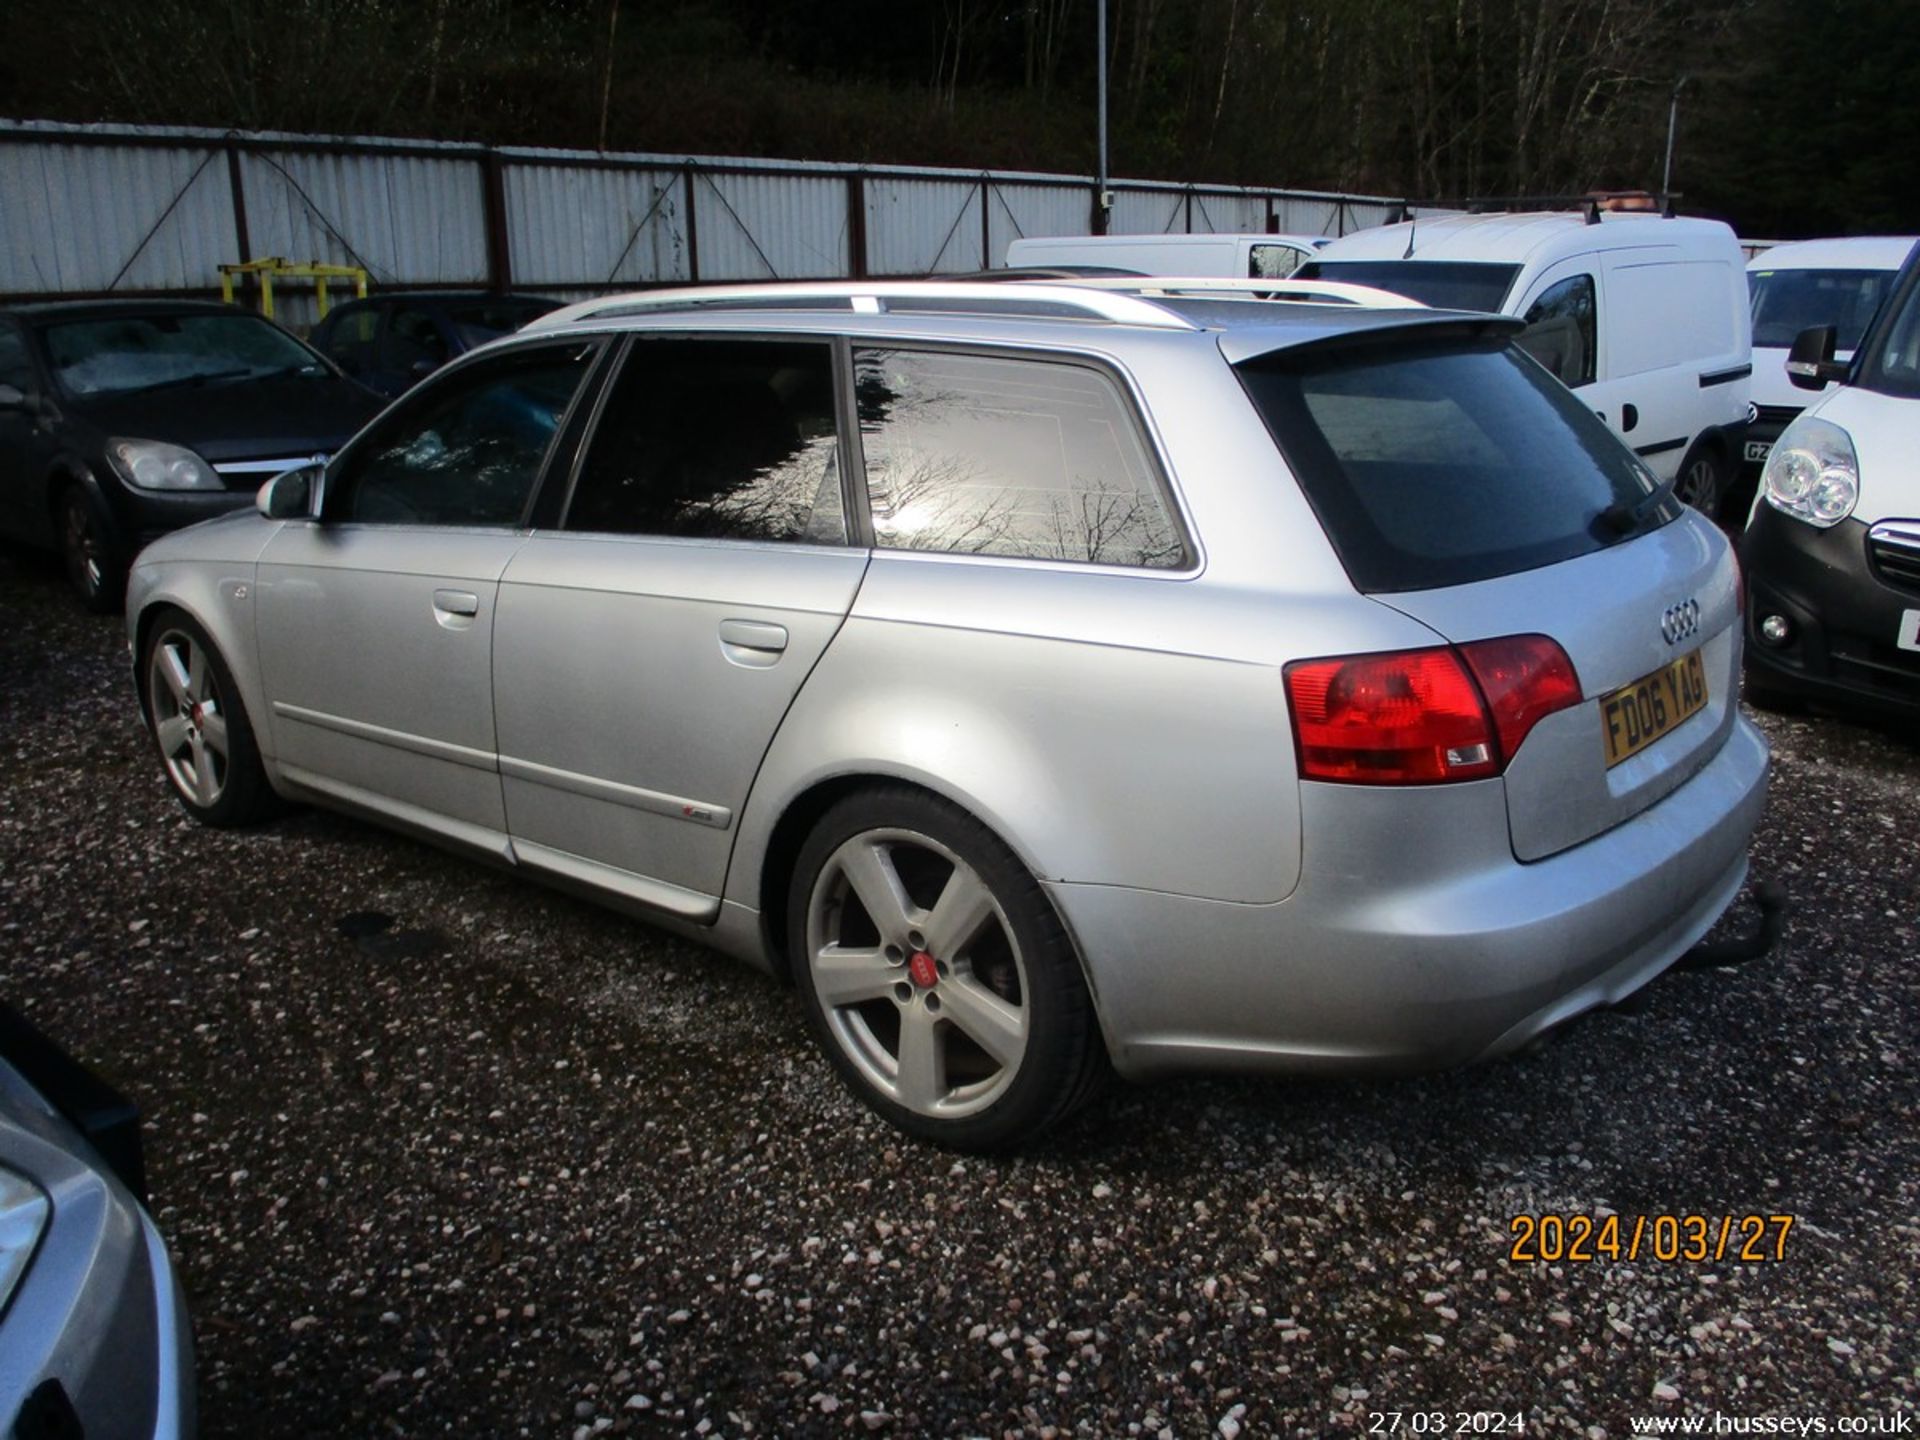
2, 542, 1916, 1439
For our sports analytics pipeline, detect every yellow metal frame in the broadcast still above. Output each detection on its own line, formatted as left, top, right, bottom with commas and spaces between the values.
218, 257, 368, 321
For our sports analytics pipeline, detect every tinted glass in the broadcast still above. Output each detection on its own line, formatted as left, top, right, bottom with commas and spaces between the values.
41, 313, 324, 396
0, 325, 33, 392
854, 349, 1184, 569
328, 345, 593, 526
566, 339, 845, 544
1516, 274, 1596, 387
1237, 339, 1673, 593
317, 306, 380, 371
1748, 267, 1896, 350
1857, 266, 1920, 400
446, 299, 558, 336
1299, 260, 1520, 312
386, 308, 450, 370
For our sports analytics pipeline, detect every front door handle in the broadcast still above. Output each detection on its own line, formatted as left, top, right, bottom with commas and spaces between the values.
718, 619, 789, 668
433, 589, 480, 617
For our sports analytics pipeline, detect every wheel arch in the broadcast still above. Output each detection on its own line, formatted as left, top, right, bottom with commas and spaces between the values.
748, 768, 1102, 1015
129, 583, 275, 767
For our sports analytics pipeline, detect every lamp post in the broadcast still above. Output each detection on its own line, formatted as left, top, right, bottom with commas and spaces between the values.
1662, 74, 1689, 207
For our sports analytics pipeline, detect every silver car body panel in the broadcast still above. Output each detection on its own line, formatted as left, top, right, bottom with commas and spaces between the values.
493, 532, 870, 910
254, 522, 524, 832
0, 1057, 194, 1440
1378, 510, 1744, 861
125, 291, 1772, 1076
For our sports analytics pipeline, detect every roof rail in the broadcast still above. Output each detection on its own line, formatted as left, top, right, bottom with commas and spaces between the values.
524, 281, 1202, 334
1034, 276, 1426, 309
1389, 190, 1677, 226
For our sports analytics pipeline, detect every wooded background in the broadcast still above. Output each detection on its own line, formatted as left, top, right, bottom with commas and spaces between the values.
3, 0, 1914, 239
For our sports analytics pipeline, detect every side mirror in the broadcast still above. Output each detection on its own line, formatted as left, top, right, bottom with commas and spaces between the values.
257, 465, 317, 521
0, 383, 28, 411
1785, 325, 1848, 392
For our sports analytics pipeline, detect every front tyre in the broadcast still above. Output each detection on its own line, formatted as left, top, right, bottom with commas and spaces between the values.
789, 786, 1106, 1150
142, 608, 278, 826
59, 486, 124, 614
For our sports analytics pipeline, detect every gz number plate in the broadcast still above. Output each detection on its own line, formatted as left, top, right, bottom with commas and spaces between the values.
1602, 649, 1708, 768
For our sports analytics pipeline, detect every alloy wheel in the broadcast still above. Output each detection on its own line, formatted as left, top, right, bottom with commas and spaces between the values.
805, 827, 1030, 1120
148, 629, 231, 808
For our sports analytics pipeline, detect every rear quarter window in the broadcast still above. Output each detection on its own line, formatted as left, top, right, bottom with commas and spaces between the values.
1237, 338, 1672, 593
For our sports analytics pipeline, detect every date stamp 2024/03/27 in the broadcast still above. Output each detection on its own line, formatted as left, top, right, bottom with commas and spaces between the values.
1507, 1213, 1795, 1264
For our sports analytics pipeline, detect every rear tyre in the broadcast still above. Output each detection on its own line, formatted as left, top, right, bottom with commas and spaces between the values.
789, 786, 1107, 1150
1674, 442, 1728, 520
58, 486, 123, 614
141, 608, 279, 826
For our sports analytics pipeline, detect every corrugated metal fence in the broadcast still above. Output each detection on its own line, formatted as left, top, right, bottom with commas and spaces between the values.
0, 119, 1404, 326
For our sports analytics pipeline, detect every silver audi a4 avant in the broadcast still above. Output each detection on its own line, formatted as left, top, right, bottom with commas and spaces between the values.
125, 280, 1770, 1149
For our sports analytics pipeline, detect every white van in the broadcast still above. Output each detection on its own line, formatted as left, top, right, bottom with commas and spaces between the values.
1743, 236, 1916, 472
1005, 232, 1329, 281
1740, 239, 1920, 720
1301, 208, 1753, 514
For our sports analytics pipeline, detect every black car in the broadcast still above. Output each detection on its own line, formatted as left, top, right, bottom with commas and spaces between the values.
307, 291, 560, 398
0, 301, 383, 610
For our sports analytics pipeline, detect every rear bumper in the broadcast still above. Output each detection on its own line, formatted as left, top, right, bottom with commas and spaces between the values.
1741, 507, 1920, 717
1052, 716, 1770, 1080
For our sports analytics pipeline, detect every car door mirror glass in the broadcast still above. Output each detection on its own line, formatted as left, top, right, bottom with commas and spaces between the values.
257, 465, 318, 520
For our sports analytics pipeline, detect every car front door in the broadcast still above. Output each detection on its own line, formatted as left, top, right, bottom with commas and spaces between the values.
253, 340, 602, 848
491, 334, 868, 921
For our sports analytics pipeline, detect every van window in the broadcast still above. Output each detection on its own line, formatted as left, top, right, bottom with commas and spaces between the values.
1748, 268, 1897, 351
1604, 260, 1737, 371
1237, 337, 1674, 593
1249, 244, 1308, 280
1298, 261, 1519, 313
1516, 275, 1596, 387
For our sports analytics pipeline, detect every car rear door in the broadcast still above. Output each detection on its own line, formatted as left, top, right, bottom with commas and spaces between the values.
254, 340, 602, 845
490, 334, 867, 921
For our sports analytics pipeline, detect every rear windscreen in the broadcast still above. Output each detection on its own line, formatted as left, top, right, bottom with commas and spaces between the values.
1237, 338, 1675, 593
1297, 260, 1520, 312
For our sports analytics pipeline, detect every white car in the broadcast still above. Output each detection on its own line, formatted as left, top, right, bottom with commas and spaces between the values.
1743, 236, 1916, 473
1005, 232, 1330, 281
1302, 204, 1753, 515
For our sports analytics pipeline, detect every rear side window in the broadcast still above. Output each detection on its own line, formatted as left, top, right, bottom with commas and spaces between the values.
1238, 338, 1670, 593
565, 338, 846, 544
853, 349, 1185, 569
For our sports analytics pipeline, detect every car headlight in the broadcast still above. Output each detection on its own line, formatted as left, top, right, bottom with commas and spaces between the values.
106, 438, 223, 492
0, 1165, 50, 1317
1762, 416, 1859, 528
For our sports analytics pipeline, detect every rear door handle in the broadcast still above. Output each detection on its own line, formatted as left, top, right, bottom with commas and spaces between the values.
433, 589, 480, 617
718, 619, 788, 668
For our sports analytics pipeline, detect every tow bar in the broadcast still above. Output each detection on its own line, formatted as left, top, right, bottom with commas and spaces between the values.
1672, 879, 1789, 971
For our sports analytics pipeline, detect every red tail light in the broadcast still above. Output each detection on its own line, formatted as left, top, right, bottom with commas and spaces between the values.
1285, 636, 1581, 785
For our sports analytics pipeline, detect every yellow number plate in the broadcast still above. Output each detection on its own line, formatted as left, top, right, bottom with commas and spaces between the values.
1601, 649, 1708, 767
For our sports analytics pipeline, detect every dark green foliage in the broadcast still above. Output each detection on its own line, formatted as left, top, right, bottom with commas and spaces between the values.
0, 0, 1911, 235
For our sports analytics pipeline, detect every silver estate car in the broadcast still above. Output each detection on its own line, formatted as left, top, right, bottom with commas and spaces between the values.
125, 280, 1770, 1149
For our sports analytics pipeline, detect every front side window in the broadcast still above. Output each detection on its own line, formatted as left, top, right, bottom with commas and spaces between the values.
854, 349, 1185, 569
1517, 274, 1597, 387
0, 325, 34, 393
565, 338, 845, 544
326, 344, 594, 526
41, 312, 325, 396
1858, 267, 1920, 399
385, 308, 451, 373
1249, 244, 1308, 280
